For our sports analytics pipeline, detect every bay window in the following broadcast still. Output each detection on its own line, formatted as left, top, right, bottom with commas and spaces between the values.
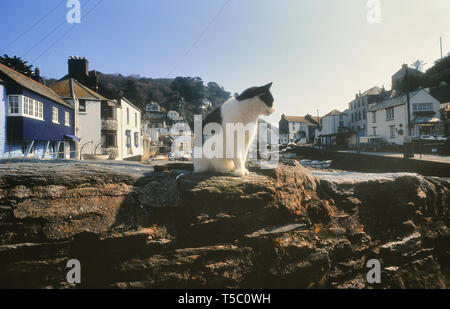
8, 95, 19, 114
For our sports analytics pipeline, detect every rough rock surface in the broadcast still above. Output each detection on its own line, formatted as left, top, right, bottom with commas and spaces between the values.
0, 159, 448, 289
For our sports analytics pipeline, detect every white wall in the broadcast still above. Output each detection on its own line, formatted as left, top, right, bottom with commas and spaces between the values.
118, 99, 142, 159
0, 84, 6, 157
288, 122, 310, 142
71, 99, 101, 155
369, 90, 440, 145
370, 104, 407, 145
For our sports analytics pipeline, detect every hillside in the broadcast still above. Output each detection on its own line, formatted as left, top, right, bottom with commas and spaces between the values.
96, 73, 231, 127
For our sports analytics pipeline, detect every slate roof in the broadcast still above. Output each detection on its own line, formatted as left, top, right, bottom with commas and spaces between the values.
49, 78, 109, 101
0, 63, 71, 108
283, 115, 320, 126
323, 109, 342, 117
361, 86, 383, 96
368, 89, 422, 112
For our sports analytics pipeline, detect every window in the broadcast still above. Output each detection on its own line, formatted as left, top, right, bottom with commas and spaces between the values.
372, 111, 376, 123
28, 98, 34, 117
52, 107, 59, 123
34, 100, 39, 116
372, 127, 377, 136
23, 97, 30, 115
21, 96, 44, 119
363, 110, 366, 120
134, 132, 139, 147
135, 112, 138, 127
8, 96, 19, 114
125, 130, 131, 147
79, 100, 86, 112
103, 133, 116, 147
412, 103, 433, 111
127, 108, 130, 125
65, 111, 70, 126
386, 108, 394, 121
390, 125, 396, 138
38, 101, 43, 119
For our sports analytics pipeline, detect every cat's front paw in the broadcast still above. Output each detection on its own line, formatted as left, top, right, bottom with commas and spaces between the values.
232, 169, 244, 177
232, 169, 249, 177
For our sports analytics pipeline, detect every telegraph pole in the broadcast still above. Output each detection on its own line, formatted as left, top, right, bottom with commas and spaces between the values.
405, 65, 411, 137
403, 64, 414, 158
441, 37, 443, 60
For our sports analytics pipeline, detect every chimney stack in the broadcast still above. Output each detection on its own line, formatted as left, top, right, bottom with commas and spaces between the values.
68, 56, 89, 81
67, 56, 98, 91
33, 67, 44, 84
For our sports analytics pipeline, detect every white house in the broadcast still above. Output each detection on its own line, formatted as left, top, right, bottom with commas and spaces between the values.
167, 110, 179, 119
167, 110, 184, 123
315, 109, 351, 147
279, 115, 320, 144
117, 97, 143, 160
367, 89, 441, 145
0, 80, 7, 157
49, 78, 108, 158
146, 102, 161, 113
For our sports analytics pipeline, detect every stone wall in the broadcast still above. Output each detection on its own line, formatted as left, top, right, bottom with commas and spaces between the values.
0, 159, 448, 288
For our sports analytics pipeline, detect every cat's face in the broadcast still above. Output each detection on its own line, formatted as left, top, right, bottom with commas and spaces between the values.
236, 82, 275, 116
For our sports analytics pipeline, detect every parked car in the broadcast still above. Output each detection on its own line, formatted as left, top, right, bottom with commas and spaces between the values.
433, 136, 446, 141
420, 135, 435, 141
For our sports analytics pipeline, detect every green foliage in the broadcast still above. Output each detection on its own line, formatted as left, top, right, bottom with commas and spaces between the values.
421, 54, 450, 87
0, 54, 34, 77
95, 73, 230, 127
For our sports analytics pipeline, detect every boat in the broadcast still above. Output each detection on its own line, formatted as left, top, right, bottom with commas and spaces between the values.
299, 159, 332, 169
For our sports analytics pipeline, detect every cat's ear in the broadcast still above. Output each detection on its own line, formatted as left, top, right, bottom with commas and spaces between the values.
262, 82, 273, 91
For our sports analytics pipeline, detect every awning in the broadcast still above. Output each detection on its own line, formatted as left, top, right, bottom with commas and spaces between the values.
411, 116, 441, 124
64, 134, 81, 142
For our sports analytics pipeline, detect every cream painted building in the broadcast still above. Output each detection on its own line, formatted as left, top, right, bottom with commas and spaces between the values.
367, 89, 441, 145
117, 97, 143, 160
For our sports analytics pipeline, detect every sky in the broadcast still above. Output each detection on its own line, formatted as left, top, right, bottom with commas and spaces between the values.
1, 0, 450, 125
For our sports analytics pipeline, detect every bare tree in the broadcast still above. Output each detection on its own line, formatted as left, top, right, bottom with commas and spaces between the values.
411, 60, 426, 72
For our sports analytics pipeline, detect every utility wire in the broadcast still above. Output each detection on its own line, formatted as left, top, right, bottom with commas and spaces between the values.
164, 0, 232, 78
32, 0, 104, 63
22, 0, 93, 58
2, 0, 66, 51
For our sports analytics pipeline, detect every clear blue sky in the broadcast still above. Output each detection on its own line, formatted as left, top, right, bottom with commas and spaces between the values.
1, 0, 450, 124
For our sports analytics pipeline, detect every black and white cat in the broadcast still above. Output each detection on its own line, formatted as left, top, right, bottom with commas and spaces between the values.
194, 82, 275, 176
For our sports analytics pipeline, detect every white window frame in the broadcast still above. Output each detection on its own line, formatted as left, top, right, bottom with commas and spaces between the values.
52, 107, 59, 124
412, 103, 433, 111
28, 98, 34, 117
38, 101, 43, 119
23, 96, 30, 115
65, 111, 70, 127
389, 125, 396, 138
8, 95, 20, 115
386, 108, 394, 121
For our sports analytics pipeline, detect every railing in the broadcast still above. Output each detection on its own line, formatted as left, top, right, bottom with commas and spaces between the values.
101, 119, 118, 131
